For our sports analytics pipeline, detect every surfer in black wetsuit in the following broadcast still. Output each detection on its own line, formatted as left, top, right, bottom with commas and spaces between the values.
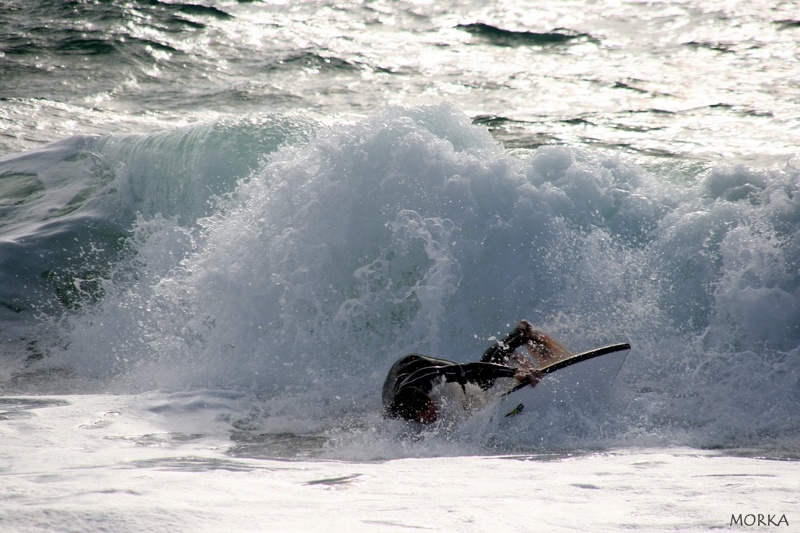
382, 320, 571, 424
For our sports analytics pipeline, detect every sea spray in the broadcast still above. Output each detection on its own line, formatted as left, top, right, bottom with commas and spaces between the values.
20, 103, 800, 452
0, 114, 314, 338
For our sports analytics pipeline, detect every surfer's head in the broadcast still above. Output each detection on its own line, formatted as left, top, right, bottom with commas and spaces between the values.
388, 386, 438, 424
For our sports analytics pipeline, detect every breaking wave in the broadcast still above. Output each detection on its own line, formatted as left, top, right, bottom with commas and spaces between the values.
2, 103, 799, 455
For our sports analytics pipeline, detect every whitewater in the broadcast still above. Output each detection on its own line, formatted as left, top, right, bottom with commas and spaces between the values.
1, 1, 799, 531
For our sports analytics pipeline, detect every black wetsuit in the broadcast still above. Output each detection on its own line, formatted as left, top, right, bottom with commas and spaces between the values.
382, 331, 528, 418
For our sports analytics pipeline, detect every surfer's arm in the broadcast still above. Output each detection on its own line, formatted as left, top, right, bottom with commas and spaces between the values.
440, 362, 524, 390
394, 357, 542, 397
513, 368, 543, 389
480, 320, 571, 366
480, 320, 542, 364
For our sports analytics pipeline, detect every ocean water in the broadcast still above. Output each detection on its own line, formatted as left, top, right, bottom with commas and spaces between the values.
1, 1, 800, 530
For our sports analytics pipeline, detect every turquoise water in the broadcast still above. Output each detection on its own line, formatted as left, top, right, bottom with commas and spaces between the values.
1, 0, 798, 456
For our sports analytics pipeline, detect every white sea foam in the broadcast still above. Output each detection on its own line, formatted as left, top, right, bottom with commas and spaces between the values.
0, 391, 797, 532
3, 2, 800, 530
17, 103, 794, 455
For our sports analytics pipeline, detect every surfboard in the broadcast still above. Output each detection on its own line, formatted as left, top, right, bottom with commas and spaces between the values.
501, 342, 631, 418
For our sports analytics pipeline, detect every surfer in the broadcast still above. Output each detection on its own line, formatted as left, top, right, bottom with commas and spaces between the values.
382, 320, 571, 424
